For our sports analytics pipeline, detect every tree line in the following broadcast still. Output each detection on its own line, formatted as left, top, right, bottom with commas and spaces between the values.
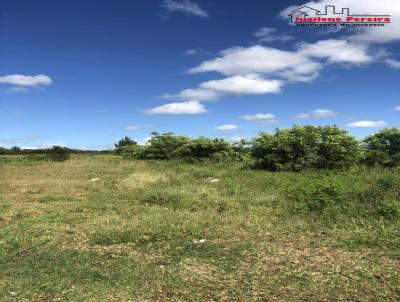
115, 126, 400, 171
2, 125, 399, 169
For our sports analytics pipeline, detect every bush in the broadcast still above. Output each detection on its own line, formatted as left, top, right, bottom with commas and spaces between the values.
120, 145, 145, 160
287, 174, 400, 221
377, 200, 400, 220
24, 154, 48, 161
363, 128, 400, 167
288, 181, 346, 215
115, 137, 138, 155
252, 125, 362, 171
143, 132, 190, 160
44, 146, 70, 162
175, 137, 231, 161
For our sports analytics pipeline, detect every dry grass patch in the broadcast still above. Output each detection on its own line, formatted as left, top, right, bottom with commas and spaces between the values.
119, 170, 168, 190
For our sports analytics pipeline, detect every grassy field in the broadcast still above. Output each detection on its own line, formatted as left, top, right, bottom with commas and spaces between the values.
0, 155, 399, 301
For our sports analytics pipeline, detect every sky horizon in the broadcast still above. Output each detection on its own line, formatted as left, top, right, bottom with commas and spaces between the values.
1, 0, 399, 150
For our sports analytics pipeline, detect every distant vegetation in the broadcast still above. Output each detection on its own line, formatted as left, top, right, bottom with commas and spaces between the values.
2, 125, 400, 169
116, 126, 400, 171
0, 146, 113, 162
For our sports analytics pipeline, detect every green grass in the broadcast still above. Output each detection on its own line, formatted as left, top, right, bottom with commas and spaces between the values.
0, 155, 399, 301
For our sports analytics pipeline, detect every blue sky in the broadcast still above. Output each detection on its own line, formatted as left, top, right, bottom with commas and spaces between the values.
1, 0, 399, 149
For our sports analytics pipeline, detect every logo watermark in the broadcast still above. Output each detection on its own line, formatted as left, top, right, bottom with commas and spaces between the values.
288, 5, 391, 27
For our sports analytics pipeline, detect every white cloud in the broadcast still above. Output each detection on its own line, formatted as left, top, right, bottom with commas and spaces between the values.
200, 75, 283, 94
126, 126, 138, 130
136, 137, 152, 145
162, 0, 208, 17
146, 101, 206, 115
298, 39, 373, 64
254, 27, 275, 38
215, 124, 239, 131
0, 74, 52, 87
189, 45, 321, 82
347, 120, 387, 128
164, 40, 372, 104
184, 48, 210, 56
241, 113, 275, 121
160, 0, 398, 109
189, 41, 372, 79
188, 41, 371, 84
254, 27, 295, 43
393, 106, 400, 111
296, 109, 337, 119
385, 58, 400, 69
6, 87, 29, 93
162, 88, 219, 102
241, 113, 279, 125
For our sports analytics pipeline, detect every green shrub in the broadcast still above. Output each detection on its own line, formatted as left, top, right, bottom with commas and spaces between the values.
143, 132, 190, 160
24, 147, 70, 162
120, 145, 145, 160
288, 181, 346, 215
252, 125, 362, 171
287, 174, 400, 221
377, 200, 400, 219
117, 133, 251, 163
44, 146, 70, 162
376, 174, 400, 191
363, 128, 400, 167
175, 137, 230, 160
24, 154, 48, 161
114, 136, 138, 155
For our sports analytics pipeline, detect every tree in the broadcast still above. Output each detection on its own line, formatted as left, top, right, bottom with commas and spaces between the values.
114, 137, 138, 155
0, 147, 9, 155
175, 137, 231, 160
316, 126, 362, 169
363, 128, 400, 167
252, 125, 361, 171
143, 132, 190, 160
45, 146, 71, 162
10, 146, 21, 155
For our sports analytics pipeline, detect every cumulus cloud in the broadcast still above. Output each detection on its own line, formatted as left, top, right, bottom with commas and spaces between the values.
241, 113, 278, 125
296, 109, 337, 119
189, 45, 321, 81
162, 0, 208, 17
0, 74, 52, 87
254, 27, 295, 43
215, 124, 239, 131
126, 126, 138, 130
162, 38, 375, 105
241, 113, 275, 121
162, 88, 219, 102
385, 58, 400, 69
165, 74, 283, 103
158, 0, 397, 114
347, 120, 387, 128
188, 41, 372, 84
201, 75, 283, 94
146, 101, 206, 115
393, 106, 400, 111
298, 39, 373, 64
